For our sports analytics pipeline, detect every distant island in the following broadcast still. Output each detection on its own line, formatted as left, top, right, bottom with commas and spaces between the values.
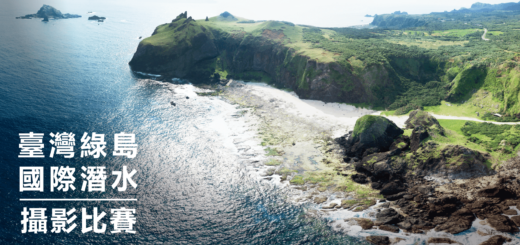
16, 4, 81, 19
365, 14, 373, 17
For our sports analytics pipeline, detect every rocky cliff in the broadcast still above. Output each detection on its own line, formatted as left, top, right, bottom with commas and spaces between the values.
129, 12, 444, 106
129, 15, 219, 79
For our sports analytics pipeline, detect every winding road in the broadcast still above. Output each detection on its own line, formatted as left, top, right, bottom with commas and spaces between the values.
482, 28, 489, 41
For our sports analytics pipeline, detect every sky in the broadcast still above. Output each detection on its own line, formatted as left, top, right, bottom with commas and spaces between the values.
164, 0, 520, 26
7, 0, 520, 27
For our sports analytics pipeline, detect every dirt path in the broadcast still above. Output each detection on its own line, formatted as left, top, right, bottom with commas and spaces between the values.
482, 28, 489, 41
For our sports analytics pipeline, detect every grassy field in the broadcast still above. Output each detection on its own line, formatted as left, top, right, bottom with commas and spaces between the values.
424, 101, 481, 118
286, 42, 338, 63
435, 119, 517, 166
198, 16, 341, 62
423, 88, 504, 119
431, 29, 481, 37
386, 39, 469, 49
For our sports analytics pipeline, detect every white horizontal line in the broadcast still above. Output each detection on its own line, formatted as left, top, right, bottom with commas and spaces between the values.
20, 199, 137, 201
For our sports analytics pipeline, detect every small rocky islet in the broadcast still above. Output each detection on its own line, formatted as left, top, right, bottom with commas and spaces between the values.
16, 4, 81, 20
88, 15, 106, 21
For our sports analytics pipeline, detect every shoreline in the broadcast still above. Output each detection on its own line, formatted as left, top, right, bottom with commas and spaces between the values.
141, 77, 520, 244
209, 81, 520, 245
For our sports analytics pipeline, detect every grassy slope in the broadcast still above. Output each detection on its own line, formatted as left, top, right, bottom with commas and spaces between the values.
139, 17, 216, 58
197, 16, 337, 63
434, 119, 517, 166
141, 12, 520, 120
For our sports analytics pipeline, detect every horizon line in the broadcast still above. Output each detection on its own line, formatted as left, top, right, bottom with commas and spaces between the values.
20, 198, 137, 201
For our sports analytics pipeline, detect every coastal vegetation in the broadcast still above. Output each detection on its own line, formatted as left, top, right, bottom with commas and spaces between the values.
131, 7, 520, 121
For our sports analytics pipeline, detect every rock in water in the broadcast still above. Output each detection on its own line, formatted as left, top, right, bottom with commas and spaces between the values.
354, 218, 374, 229
375, 208, 403, 225
479, 235, 512, 245
427, 237, 459, 244
366, 235, 390, 245
340, 115, 403, 158
88, 15, 106, 21
378, 224, 399, 233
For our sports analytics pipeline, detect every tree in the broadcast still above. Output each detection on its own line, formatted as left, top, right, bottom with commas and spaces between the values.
205, 16, 208, 21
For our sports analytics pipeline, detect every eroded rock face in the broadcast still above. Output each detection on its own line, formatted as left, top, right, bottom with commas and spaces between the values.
355, 151, 406, 182
486, 215, 519, 233
406, 110, 445, 151
410, 126, 429, 151
511, 215, 520, 226
406, 142, 493, 181
434, 208, 475, 234
336, 110, 520, 237
130, 14, 409, 103
405, 110, 445, 136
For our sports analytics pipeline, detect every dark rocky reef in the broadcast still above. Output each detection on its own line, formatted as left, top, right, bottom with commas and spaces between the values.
336, 110, 512, 236
16, 4, 81, 19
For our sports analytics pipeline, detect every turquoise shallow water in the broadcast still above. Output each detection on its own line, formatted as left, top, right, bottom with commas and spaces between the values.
0, 1, 365, 244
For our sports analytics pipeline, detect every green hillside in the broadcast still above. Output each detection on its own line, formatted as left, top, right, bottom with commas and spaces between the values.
131, 10, 520, 121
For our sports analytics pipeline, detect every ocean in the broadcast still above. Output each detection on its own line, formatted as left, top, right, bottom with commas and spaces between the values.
0, 1, 367, 244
